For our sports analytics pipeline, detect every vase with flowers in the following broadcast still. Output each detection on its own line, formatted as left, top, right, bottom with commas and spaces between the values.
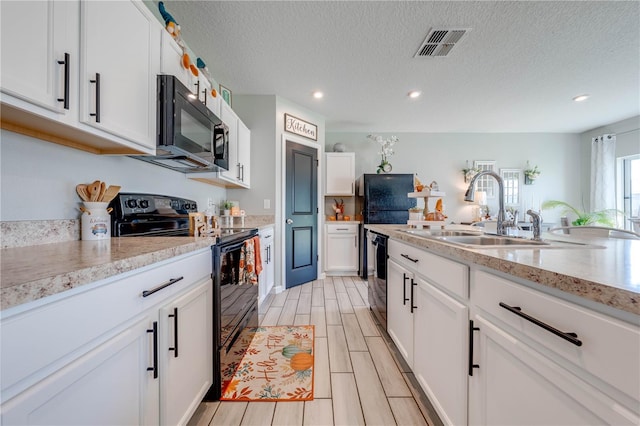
368, 134, 397, 173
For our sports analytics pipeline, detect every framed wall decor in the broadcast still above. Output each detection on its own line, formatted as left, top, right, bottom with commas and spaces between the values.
284, 113, 317, 141
219, 84, 232, 107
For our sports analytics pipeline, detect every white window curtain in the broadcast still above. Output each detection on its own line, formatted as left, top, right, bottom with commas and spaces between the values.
590, 134, 616, 212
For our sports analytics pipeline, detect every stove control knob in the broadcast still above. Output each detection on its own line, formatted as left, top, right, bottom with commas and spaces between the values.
126, 199, 138, 208
139, 199, 149, 209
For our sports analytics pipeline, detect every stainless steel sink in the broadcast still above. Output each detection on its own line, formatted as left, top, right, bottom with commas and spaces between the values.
437, 235, 550, 247
403, 229, 482, 237
400, 229, 599, 249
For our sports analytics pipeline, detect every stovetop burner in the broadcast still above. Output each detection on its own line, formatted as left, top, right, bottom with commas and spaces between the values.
110, 193, 197, 237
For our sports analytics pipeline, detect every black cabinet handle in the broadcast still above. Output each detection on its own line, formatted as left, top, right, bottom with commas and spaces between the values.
202, 89, 208, 105
499, 302, 582, 347
401, 253, 419, 263
146, 321, 158, 379
402, 273, 409, 305
57, 53, 70, 109
240, 164, 244, 182
410, 278, 417, 313
468, 320, 480, 376
89, 73, 100, 122
237, 163, 241, 180
194, 80, 200, 101
142, 277, 184, 298
168, 307, 179, 357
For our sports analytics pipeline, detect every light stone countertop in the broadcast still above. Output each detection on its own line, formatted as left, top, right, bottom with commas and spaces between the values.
366, 224, 640, 317
0, 236, 217, 311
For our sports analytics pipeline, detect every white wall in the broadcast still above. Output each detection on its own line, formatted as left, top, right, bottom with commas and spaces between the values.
0, 130, 226, 221
325, 132, 583, 224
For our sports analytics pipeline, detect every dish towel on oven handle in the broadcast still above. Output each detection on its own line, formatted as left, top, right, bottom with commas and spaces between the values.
240, 236, 263, 285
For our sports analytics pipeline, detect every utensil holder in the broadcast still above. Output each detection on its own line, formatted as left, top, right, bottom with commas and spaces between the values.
81, 202, 112, 241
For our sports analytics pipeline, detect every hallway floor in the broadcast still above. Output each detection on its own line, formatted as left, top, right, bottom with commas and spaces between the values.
188, 276, 442, 426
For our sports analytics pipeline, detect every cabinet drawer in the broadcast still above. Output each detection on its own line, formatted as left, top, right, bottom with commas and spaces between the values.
388, 240, 425, 271
1, 248, 211, 398
388, 240, 468, 299
418, 251, 468, 300
326, 223, 358, 234
472, 270, 640, 403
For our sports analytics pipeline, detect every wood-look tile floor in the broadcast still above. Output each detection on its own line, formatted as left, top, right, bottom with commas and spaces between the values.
188, 277, 443, 426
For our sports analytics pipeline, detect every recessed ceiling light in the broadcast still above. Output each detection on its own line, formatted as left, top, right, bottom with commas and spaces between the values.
573, 94, 590, 102
408, 91, 421, 98
313, 91, 324, 99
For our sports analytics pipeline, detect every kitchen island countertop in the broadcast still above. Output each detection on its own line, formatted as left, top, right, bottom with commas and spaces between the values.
366, 224, 639, 317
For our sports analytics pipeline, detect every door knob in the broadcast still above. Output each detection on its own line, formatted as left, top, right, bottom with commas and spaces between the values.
286, 218, 293, 224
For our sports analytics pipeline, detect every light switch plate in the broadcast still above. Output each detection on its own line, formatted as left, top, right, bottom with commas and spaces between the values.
264, 199, 270, 209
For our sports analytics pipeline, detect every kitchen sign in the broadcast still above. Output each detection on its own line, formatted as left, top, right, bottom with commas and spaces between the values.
285, 113, 317, 141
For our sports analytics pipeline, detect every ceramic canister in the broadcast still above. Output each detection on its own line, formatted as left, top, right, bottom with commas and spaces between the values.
81, 202, 111, 241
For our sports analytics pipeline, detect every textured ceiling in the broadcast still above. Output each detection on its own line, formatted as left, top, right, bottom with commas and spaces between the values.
158, 1, 640, 133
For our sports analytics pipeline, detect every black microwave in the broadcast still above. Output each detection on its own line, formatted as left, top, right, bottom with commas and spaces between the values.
132, 75, 229, 173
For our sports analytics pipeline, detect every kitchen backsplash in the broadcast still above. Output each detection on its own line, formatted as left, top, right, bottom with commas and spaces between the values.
1, 215, 276, 249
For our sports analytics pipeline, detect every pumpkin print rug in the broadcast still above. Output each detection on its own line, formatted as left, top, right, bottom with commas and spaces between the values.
220, 325, 315, 401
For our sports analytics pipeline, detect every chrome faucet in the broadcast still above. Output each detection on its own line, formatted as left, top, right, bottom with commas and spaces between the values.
464, 171, 506, 235
526, 209, 542, 240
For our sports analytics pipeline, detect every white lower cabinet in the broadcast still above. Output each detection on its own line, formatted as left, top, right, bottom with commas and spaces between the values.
160, 279, 212, 426
386, 258, 415, 368
1, 314, 159, 425
413, 278, 469, 426
0, 249, 213, 426
468, 314, 637, 425
259, 227, 275, 305
325, 223, 359, 275
383, 236, 640, 426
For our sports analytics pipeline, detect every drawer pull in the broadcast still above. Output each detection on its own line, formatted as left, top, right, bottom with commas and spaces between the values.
168, 307, 179, 358
499, 302, 583, 347
142, 277, 184, 297
57, 53, 70, 109
146, 321, 158, 379
89, 73, 100, 123
401, 253, 419, 263
402, 273, 409, 305
336, 228, 349, 231
410, 279, 417, 313
468, 320, 480, 376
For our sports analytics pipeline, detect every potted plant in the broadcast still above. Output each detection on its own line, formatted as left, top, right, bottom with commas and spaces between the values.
462, 160, 480, 183
524, 162, 541, 184
541, 200, 619, 226
221, 200, 233, 216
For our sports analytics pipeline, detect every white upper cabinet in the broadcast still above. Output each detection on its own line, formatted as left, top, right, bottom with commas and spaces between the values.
325, 152, 355, 195
237, 119, 251, 187
79, 0, 159, 151
159, 30, 191, 89
0, 1, 78, 117
1, 0, 161, 155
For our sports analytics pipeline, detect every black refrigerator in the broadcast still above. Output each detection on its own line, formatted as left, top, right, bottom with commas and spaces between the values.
358, 173, 416, 278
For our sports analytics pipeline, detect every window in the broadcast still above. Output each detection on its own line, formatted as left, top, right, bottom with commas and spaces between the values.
621, 155, 640, 229
474, 160, 496, 198
500, 169, 522, 207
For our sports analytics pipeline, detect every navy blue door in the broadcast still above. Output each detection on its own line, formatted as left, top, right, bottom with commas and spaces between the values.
285, 140, 318, 288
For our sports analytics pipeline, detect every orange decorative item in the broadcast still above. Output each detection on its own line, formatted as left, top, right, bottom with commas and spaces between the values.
211, 88, 217, 98
189, 64, 199, 76
181, 53, 190, 69
290, 352, 314, 371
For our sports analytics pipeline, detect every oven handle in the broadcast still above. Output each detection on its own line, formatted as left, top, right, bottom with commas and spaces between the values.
220, 238, 251, 254
142, 277, 184, 297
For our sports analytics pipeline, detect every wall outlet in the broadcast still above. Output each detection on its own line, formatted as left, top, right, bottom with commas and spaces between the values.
264, 199, 271, 209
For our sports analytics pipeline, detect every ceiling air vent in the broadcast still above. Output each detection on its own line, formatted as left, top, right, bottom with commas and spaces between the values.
415, 28, 470, 58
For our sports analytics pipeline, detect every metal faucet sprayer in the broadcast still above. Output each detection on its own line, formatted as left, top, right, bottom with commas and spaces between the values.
464, 171, 506, 235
